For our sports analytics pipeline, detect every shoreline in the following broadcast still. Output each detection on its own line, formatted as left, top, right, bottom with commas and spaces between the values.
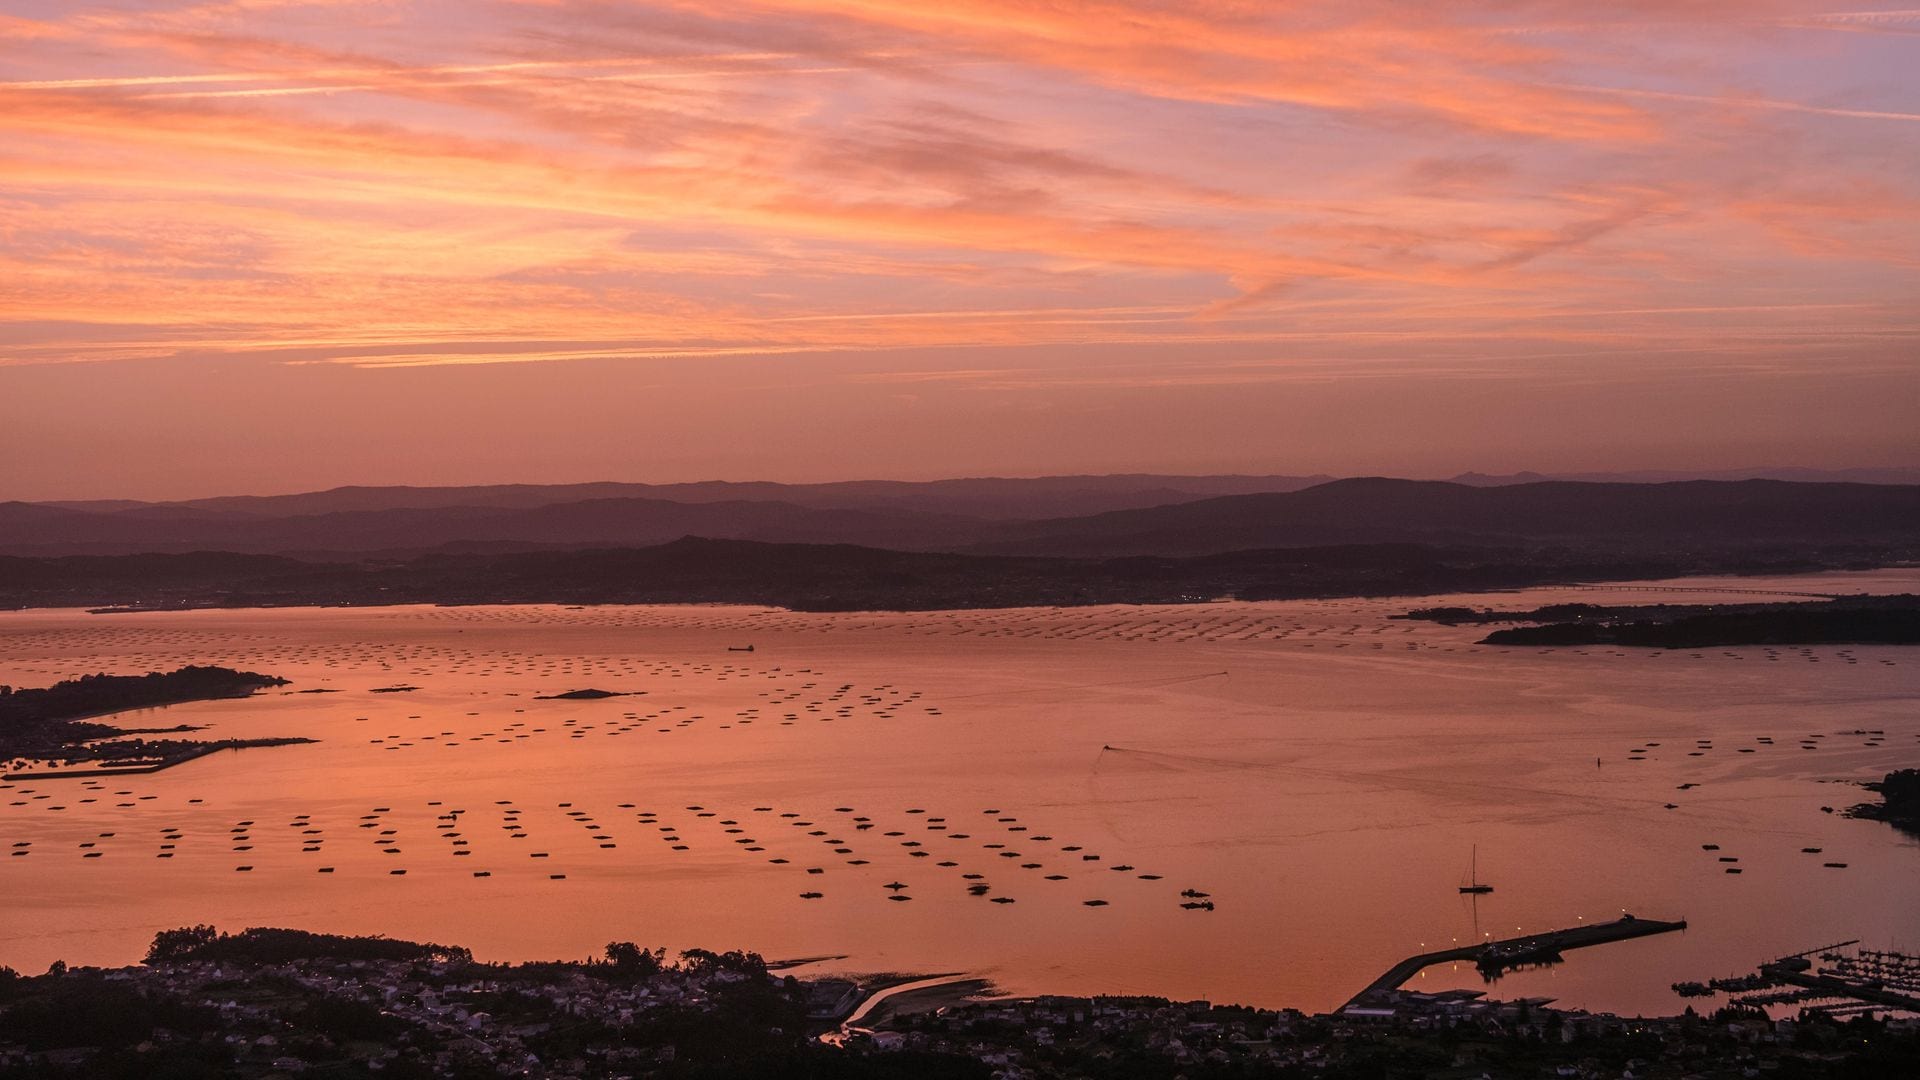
2, 737, 316, 781
2, 561, 1909, 620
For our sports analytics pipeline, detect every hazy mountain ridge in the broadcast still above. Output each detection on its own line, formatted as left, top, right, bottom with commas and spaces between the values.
1449, 467, 1920, 487
0, 497, 984, 558
974, 478, 1920, 557
4, 475, 1916, 559
29, 473, 1337, 520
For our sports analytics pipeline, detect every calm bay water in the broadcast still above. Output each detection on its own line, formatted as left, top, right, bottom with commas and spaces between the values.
2, 569, 1916, 1015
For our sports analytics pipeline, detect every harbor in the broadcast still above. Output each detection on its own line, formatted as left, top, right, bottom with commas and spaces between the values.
1696, 944, 1920, 1017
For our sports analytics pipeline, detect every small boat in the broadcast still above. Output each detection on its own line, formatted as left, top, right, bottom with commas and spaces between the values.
1181, 900, 1215, 911
728, 645, 755, 652
1459, 845, 1494, 894
1083, 899, 1109, 907
884, 881, 909, 891
1181, 889, 1210, 898
800, 891, 823, 899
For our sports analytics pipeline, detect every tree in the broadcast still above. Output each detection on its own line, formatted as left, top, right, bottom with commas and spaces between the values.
145, 925, 219, 964
680, 948, 768, 978
604, 941, 664, 975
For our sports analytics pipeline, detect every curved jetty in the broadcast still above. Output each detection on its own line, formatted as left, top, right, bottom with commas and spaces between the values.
1345, 915, 1688, 1010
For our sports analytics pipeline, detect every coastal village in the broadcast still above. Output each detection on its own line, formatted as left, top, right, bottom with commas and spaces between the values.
1, 929, 1916, 1079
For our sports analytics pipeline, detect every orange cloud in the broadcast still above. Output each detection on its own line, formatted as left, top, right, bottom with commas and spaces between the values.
2, 0, 1916, 380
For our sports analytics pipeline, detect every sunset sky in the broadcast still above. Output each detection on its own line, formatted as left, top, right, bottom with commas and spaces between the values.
3, 1, 1918, 499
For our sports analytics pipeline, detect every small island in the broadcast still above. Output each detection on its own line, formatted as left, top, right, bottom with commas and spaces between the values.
1398, 595, 1920, 649
0, 666, 311, 779
534, 688, 638, 700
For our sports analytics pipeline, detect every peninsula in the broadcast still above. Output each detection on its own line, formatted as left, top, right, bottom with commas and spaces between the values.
1848, 769, 1920, 838
0, 666, 310, 778
1399, 595, 1920, 648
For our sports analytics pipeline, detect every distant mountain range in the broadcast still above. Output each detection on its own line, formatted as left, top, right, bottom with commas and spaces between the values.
33, 474, 1338, 521
1447, 467, 1920, 487
2, 473, 1917, 559
977, 478, 1920, 557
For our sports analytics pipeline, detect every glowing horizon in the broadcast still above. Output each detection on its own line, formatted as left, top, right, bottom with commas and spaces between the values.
2, 1, 1918, 499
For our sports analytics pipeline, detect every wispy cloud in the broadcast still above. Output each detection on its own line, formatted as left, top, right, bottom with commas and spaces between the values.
3, 0, 1917, 380
1552, 82, 1920, 124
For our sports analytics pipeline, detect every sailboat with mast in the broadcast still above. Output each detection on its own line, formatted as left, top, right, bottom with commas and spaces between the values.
1459, 845, 1494, 894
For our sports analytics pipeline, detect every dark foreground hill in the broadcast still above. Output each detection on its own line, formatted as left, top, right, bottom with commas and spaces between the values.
0, 536, 1866, 614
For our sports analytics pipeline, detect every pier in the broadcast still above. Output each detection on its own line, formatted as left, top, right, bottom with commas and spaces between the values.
1345, 915, 1688, 1009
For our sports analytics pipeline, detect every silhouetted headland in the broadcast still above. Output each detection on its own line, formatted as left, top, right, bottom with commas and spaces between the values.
1848, 769, 1920, 838
0, 666, 310, 778
1441, 595, 1920, 648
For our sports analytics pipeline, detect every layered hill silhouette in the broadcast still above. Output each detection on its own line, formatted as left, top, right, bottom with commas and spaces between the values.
1, 474, 1329, 556
977, 478, 1920, 557
29, 474, 1334, 521
0, 497, 977, 556
2, 476, 1916, 558
0, 537, 1727, 613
